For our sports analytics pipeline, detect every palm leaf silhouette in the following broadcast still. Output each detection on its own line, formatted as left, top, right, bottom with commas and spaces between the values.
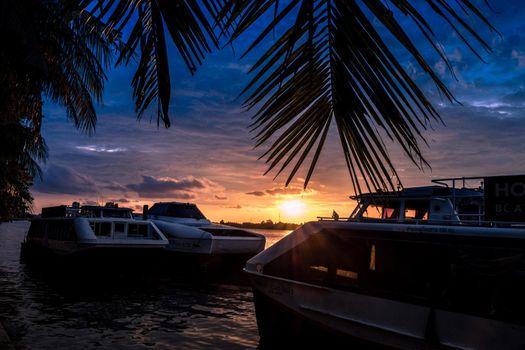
88, 0, 222, 127
220, 0, 496, 193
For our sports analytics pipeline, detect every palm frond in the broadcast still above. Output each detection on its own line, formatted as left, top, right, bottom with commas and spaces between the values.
222, 0, 496, 193
89, 0, 223, 127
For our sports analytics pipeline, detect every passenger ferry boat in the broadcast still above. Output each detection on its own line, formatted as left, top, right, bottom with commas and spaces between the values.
22, 202, 168, 263
245, 176, 525, 349
145, 202, 265, 267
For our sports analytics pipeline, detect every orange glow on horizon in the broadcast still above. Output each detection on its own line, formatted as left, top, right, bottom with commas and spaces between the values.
31, 192, 354, 225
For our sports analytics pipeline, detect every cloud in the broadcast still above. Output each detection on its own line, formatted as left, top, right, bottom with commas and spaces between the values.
76, 145, 127, 153
215, 195, 227, 200
126, 175, 214, 198
266, 186, 316, 197
512, 50, 525, 68
226, 205, 242, 209
107, 198, 130, 203
103, 182, 128, 192
246, 186, 317, 197
33, 164, 97, 195
265, 187, 305, 196
171, 192, 196, 200
433, 60, 447, 77
246, 191, 265, 197
448, 48, 462, 63
502, 88, 525, 106
226, 63, 252, 73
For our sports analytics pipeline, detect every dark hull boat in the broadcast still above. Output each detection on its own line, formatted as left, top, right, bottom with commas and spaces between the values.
246, 176, 525, 349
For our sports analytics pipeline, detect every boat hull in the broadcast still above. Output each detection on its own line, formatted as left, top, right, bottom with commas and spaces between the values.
245, 220, 525, 349
21, 240, 166, 273
248, 268, 525, 350
166, 236, 265, 255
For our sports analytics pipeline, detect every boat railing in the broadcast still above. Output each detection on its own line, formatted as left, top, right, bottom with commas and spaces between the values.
317, 216, 525, 228
431, 176, 485, 189
88, 220, 160, 240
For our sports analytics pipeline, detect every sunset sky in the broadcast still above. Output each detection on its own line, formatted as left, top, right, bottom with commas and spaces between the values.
32, 2, 525, 223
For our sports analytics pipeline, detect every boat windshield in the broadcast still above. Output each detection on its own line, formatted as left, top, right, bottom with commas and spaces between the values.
149, 203, 206, 219
358, 199, 429, 221
361, 201, 401, 220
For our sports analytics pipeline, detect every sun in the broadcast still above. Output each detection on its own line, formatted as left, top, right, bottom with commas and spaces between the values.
279, 200, 306, 218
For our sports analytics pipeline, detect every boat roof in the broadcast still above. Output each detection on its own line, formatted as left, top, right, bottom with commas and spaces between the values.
152, 202, 199, 207
351, 185, 483, 201
81, 205, 133, 212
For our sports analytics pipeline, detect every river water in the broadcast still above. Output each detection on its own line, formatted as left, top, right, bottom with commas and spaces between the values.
0, 221, 291, 349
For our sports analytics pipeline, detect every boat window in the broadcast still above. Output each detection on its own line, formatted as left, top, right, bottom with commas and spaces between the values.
369, 244, 376, 270
382, 205, 400, 220
404, 200, 429, 220
114, 223, 125, 233
264, 231, 370, 289
128, 224, 149, 238
102, 209, 132, 218
360, 202, 400, 220
46, 220, 76, 241
93, 222, 112, 236
148, 204, 167, 216
165, 204, 206, 219
264, 228, 525, 325
336, 269, 358, 279
361, 204, 383, 219
81, 208, 102, 217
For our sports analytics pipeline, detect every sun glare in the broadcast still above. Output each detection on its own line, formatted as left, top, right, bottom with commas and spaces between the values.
279, 200, 306, 218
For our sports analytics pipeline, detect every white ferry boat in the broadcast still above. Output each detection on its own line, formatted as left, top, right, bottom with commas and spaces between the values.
146, 202, 265, 267
22, 203, 168, 263
245, 175, 525, 349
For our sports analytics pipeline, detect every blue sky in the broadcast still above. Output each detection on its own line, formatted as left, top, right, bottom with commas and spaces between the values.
32, 1, 525, 222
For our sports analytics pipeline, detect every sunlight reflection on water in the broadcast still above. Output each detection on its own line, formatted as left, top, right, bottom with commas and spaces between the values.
0, 222, 291, 349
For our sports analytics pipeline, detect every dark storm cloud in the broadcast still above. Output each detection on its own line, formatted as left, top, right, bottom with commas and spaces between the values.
126, 175, 209, 198
33, 164, 97, 195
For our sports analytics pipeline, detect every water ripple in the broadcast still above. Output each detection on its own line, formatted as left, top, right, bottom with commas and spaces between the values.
0, 222, 284, 349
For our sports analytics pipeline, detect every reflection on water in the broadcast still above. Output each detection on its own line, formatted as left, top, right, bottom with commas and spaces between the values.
0, 222, 291, 349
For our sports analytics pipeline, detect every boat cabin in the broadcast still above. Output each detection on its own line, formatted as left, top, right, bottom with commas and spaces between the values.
255, 177, 525, 333
350, 185, 484, 225
35, 203, 161, 241
148, 202, 207, 220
